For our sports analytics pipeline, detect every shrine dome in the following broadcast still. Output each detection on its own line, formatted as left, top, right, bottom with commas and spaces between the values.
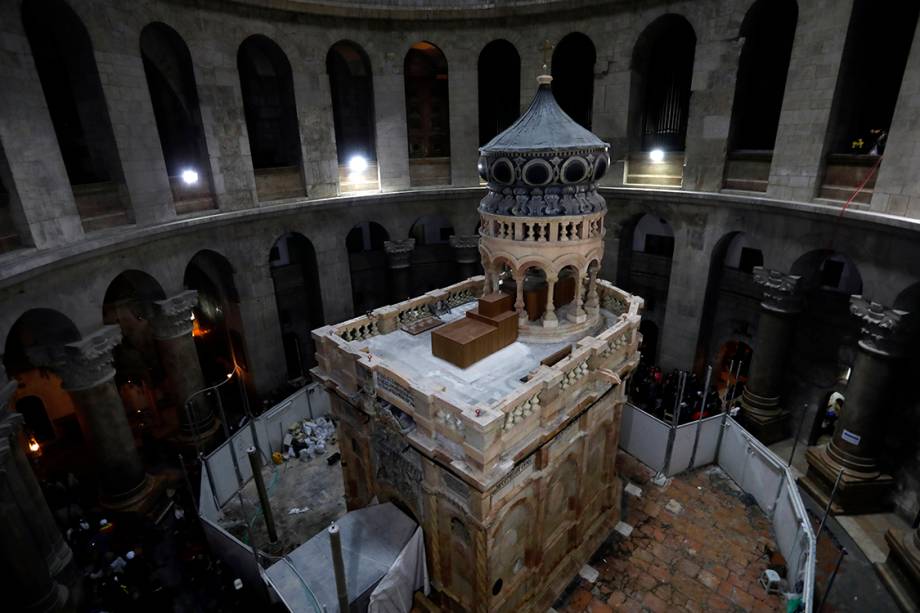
478, 74, 611, 217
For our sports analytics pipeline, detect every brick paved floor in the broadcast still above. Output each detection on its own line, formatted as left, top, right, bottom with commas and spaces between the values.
553, 452, 786, 612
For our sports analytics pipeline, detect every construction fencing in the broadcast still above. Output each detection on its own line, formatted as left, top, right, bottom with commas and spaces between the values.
196, 384, 329, 598
619, 403, 816, 612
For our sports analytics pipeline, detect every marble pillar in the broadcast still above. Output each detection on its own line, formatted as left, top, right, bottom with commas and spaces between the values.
800, 296, 911, 514
0, 425, 69, 612
0, 374, 73, 610
543, 274, 558, 328
32, 327, 159, 512
151, 290, 219, 448
449, 235, 480, 281
384, 238, 415, 303
739, 267, 803, 444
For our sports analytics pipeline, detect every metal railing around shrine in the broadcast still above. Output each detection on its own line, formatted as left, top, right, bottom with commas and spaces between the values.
619, 402, 816, 612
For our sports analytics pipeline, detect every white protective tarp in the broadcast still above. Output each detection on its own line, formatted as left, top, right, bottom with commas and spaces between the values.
368, 526, 429, 613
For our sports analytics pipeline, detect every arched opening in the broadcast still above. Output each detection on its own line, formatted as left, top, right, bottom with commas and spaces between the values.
346, 222, 390, 314
714, 340, 753, 394
327, 41, 378, 193
521, 266, 549, 322
0, 143, 22, 253
102, 270, 167, 437
405, 42, 450, 187
23, 0, 129, 231
4, 309, 83, 459
724, 0, 798, 192
184, 251, 246, 384
626, 15, 696, 187
617, 214, 674, 357
269, 233, 325, 378
820, 1, 920, 204
553, 265, 580, 315
551, 33, 595, 130
16, 396, 54, 442
694, 232, 763, 373
409, 215, 454, 293
478, 40, 521, 146
238, 35, 304, 201
788, 250, 862, 418
140, 23, 214, 214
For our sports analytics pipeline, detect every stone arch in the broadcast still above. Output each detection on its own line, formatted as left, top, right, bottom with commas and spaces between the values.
628, 14, 696, 153
140, 22, 215, 213
238, 34, 304, 201
405, 41, 450, 186
551, 32, 595, 130
22, 0, 130, 230
478, 39, 521, 146
268, 233, 324, 377
327, 40, 377, 192
184, 249, 247, 386
788, 249, 863, 400
346, 221, 390, 314
694, 231, 764, 372
728, 0, 798, 152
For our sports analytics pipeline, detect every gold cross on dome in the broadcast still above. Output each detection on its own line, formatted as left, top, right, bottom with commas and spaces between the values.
542, 39, 554, 71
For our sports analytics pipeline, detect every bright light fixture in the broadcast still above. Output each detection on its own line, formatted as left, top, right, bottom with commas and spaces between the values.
649, 149, 665, 163
347, 155, 368, 183
181, 169, 200, 185
348, 155, 368, 173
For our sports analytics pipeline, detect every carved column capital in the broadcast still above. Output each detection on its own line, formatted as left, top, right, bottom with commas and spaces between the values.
151, 290, 199, 340
28, 326, 121, 391
384, 238, 415, 269
753, 267, 803, 314
448, 235, 480, 264
850, 295, 913, 357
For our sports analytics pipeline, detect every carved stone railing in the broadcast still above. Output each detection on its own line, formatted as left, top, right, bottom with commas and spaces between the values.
479, 211, 605, 244
596, 279, 642, 316
312, 275, 642, 485
332, 276, 486, 342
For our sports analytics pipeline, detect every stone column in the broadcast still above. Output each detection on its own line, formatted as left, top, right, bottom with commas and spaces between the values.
585, 263, 600, 314
449, 235, 480, 281
543, 274, 558, 328
32, 327, 158, 512
0, 369, 74, 605
151, 291, 219, 447
568, 272, 587, 324
384, 239, 415, 303
513, 270, 526, 323
876, 525, 920, 612
0, 418, 69, 612
739, 267, 804, 444
801, 296, 911, 514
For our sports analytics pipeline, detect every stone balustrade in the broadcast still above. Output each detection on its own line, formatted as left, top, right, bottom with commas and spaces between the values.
479, 211, 605, 243
313, 279, 642, 485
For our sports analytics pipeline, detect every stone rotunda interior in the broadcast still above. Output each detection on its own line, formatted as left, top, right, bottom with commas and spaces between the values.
2, 1, 920, 612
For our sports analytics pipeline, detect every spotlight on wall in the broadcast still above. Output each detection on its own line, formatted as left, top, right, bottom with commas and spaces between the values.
181, 169, 200, 185
649, 149, 665, 163
348, 155, 368, 182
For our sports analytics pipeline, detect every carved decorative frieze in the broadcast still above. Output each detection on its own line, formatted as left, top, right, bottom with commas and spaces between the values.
850, 295, 913, 357
28, 326, 121, 391
151, 290, 199, 340
384, 238, 415, 269
753, 267, 804, 314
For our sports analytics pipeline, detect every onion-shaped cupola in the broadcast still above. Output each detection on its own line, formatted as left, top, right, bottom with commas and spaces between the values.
478, 74, 610, 217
